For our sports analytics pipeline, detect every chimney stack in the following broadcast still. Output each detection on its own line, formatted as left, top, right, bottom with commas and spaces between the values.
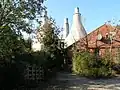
63, 18, 69, 39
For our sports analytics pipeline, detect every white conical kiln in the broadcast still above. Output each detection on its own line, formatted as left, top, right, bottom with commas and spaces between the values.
65, 7, 87, 47
63, 18, 69, 39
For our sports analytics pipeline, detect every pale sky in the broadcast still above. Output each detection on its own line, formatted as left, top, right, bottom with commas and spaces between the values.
45, 0, 120, 33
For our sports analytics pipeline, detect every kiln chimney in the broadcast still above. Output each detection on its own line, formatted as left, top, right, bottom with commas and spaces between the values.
63, 18, 69, 39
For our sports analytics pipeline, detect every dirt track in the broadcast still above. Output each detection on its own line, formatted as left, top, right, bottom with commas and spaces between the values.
44, 72, 120, 90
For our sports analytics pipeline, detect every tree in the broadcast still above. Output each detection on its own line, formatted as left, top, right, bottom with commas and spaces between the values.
0, 0, 46, 62
0, 0, 45, 35
0, 1, 46, 89
0, 26, 32, 62
37, 17, 64, 70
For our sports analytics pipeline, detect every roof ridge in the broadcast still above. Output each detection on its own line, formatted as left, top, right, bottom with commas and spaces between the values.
87, 24, 106, 36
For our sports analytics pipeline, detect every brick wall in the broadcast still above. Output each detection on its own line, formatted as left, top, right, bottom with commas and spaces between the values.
66, 24, 120, 63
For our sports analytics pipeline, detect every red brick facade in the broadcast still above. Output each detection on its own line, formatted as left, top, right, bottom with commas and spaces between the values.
67, 24, 120, 63
78, 24, 120, 49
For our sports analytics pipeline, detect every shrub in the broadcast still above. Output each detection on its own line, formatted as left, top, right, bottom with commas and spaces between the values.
72, 51, 91, 75
72, 50, 113, 78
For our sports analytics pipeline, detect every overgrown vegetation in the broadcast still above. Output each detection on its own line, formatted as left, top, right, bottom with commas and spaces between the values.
0, 0, 46, 89
0, 0, 45, 34
0, 0, 66, 89
37, 17, 64, 71
72, 49, 113, 78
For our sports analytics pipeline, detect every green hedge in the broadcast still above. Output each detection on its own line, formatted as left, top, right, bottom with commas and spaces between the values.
72, 51, 113, 78
0, 50, 64, 89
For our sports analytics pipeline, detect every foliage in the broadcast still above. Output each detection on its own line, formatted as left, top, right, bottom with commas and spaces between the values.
38, 17, 64, 70
0, 26, 21, 61
111, 48, 120, 74
0, 0, 45, 34
40, 18, 60, 51
0, 26, 33, 63
72, 50, 113, 78
115, 48, 120, 64
102, 49, 113, 66
0, 62, 21, 90
0, 0, 48, 89
0, 50, 51, 89
0, 0, 45, 61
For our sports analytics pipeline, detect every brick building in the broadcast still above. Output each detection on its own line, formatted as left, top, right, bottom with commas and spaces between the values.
67, 24, 120, 63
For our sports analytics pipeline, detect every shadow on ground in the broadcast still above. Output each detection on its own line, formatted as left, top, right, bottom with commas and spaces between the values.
44, 72, 120, 90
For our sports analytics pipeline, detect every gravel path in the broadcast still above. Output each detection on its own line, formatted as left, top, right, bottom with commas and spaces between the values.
44, 72, 120, 90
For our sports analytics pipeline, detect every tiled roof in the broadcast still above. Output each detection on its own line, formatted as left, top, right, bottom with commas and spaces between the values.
78, 24, 120, 49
